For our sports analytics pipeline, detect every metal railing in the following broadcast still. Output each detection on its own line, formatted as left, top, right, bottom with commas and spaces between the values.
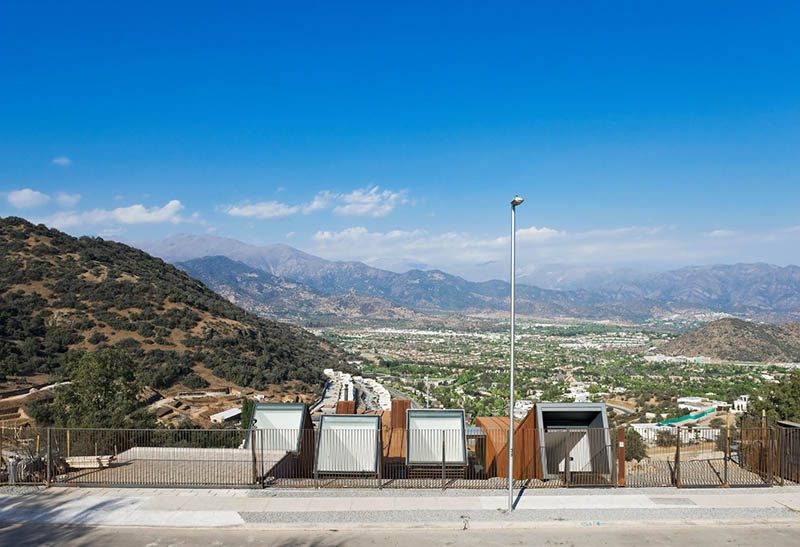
2, 424, 797, 489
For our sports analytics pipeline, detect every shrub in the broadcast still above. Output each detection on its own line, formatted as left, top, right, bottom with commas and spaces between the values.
625, 428, 647, 461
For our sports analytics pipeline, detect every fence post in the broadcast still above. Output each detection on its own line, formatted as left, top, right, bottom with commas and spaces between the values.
616, 427, 625, 487
377, 427, 383, 489
261, 430, 266, 488
441, 430, 446, 491
45, 428, 51, 487
313, 429, 320, 488
250, 428, 257, 486
723, 417, 730, 487
777, 428, 784, 487
761, 410, 767, 480
767, 426, 775, 487
674, 426, 681, 487
564, 436, 571, 487
610, 429, 617, 488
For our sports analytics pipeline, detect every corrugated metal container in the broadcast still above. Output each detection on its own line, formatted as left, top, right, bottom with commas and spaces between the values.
314, 415, 381, 475
406, 409, 467, 466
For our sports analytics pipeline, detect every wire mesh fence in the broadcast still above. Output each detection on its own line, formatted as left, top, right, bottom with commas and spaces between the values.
1, 423, 798, 489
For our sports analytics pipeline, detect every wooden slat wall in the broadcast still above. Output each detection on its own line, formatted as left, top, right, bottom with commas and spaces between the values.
391, 399, 410, 430
335, 400, 356, 414
476, 410, 541, 479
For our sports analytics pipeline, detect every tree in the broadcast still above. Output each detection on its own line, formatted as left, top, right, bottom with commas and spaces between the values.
656, 429, 677, 447
30, 349, 156, 428
750, 370, 800, 422
625, 428, 647, 461
240, 397, 254, 430
709, 417, 725, 428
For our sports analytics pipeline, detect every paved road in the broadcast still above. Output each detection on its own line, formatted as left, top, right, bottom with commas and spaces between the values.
2, 523, 799, 546
385, 386, 421, 408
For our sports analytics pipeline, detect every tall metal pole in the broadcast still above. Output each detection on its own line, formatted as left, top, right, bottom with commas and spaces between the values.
508, 196, 523, 511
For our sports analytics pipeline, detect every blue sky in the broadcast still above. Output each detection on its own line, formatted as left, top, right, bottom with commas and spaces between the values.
1, 1, 799, 280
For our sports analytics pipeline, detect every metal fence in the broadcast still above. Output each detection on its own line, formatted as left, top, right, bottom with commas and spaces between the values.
624, 425, 799, 488
2, 424, 798, 489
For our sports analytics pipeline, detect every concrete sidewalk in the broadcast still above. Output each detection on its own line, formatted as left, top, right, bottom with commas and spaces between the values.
1, 486, 799, 530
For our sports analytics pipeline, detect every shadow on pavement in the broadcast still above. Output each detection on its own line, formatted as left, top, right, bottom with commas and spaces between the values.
0, 489, 133, 546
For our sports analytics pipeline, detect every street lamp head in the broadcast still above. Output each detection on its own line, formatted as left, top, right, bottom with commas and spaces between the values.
511, 196, 524, 207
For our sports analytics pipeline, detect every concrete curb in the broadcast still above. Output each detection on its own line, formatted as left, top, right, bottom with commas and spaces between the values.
234, 518, 800, 531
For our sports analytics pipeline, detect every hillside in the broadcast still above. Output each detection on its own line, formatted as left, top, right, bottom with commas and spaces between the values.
657, 318, 800, 362
176, 255, 418, 324
0, 217, 344, 394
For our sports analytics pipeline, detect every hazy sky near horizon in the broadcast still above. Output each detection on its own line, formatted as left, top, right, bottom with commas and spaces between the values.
2, 2, 799, 280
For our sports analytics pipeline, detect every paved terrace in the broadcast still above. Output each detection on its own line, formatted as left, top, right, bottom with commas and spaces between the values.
1, 485, 799, 530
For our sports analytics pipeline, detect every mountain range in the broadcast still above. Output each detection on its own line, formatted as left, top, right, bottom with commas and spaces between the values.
142, 234, 800, 323
143, 234, 645, 321
176, 255, 418, 324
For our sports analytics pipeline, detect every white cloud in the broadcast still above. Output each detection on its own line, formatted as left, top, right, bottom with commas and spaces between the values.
707, 229, 736, 238
7, 188, 51, 209
302, 191, 335, 214
224, 201, 299, 219
55, 192, 81, 208
43, 199, 192, 229
333, 186, 408, 217
52, 156, 72, 166
222, 186, 408, 220
313, 227, 505, 267
112, 200, 186, 224
311, 224, 713, 280
516, 226, 565, 242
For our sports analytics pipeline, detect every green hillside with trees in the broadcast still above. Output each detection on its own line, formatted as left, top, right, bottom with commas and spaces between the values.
0, 217, 343, 394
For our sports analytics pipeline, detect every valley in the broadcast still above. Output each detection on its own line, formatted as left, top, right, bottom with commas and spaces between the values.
320, 320, 798, 425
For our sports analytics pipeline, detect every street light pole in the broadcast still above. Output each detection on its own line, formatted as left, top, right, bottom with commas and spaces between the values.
508, 195, 524, 512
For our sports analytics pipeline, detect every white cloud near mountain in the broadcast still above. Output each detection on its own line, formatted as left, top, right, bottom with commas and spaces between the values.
225, 201, 299, 219
302, 191, 335, 214
42, 199, 197, 229
222, 186, 407, 220
310, 224, 742, 280
5, 188, 81, 209
333, 186, 408, 217
7, 188, 51, 208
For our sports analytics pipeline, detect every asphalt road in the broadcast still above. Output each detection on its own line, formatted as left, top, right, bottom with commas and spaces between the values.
2, 523, 799, 547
